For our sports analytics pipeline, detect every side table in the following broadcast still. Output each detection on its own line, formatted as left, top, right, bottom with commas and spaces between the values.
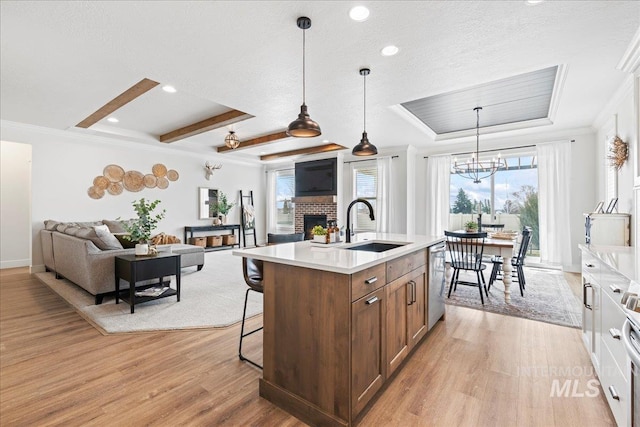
114, 253, 181, 313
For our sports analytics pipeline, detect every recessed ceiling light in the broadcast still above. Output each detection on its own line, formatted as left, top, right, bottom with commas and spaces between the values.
526, 0, 544, 5
322, 139, 330, 143
162, 85, 177, 93
349, 6, 370, 22
107, 117, 119, 123
381, 45, 399, 56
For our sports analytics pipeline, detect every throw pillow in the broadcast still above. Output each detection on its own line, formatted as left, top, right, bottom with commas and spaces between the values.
74, 227, 109, 250
103, 219, 135, 234
93, 225, 124, 250
44, 220, 61, 230
114, 233, 137, 249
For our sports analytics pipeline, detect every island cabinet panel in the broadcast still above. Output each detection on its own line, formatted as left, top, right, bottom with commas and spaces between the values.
351, 287, 386, 417
385, 273, 410, 376
261, 263, 351, 425
385, 264, 427, 377
407, 265, 428, 348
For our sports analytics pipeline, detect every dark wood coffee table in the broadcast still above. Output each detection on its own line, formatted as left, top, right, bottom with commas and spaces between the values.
114, 253, 181, 313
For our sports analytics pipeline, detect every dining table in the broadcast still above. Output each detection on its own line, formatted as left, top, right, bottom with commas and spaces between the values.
445, 232, 517, 304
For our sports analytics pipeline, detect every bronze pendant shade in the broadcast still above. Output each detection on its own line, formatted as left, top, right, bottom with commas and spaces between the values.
287, 17, 321, 138
352, 68, 378, 156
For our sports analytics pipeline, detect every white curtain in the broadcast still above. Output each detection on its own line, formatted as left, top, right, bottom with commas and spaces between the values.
537, 141, 572, 268
425, 155, 451, 237
376, 157, 393, 233
265, 170, 277, 234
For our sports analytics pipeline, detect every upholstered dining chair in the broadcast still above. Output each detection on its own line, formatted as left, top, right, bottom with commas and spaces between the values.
488, 226, 532, 297
239, 257, 264, 369
445, 231, 489, 304
267, 232, 305, 245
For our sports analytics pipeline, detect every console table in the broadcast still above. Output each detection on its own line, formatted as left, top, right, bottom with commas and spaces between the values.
184, 224, 241, 251
114, 253, 181, 314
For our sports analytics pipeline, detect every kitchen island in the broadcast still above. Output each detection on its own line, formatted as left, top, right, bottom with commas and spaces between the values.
233, 232, 445, 427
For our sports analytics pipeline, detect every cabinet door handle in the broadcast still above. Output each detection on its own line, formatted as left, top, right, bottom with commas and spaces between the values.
583, 283, 592, 310
609, 328, 621, 340
608, 386, 619, 400
608, 284, 621, 293
365, 296, 379, 305
412, 281, 417, 304
407, 281, 413, 305
365, 276, 378, 285
585, 263, 595, 268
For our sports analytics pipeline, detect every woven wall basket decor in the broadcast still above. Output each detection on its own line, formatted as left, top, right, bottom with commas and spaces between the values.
89, 164, 178, 198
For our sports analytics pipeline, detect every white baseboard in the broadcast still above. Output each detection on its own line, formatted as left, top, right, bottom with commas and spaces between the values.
0, 259, 31, 269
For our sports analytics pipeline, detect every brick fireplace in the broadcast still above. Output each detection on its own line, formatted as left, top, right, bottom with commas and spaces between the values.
293, 195, 337, 239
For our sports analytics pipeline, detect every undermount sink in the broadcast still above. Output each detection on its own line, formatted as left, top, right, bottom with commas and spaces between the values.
344, 241, 408, 253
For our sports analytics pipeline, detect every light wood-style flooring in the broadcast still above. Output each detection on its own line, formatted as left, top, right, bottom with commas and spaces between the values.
1, 268, 615, 426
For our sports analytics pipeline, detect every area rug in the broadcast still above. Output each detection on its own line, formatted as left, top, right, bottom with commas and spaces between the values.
444, 267, 582, 328
35, 251, 263, 334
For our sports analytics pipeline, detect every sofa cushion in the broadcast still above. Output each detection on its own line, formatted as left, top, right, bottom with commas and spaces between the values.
93, 225, 124, 250
44, 219, 62, 230
114, 233, 137, 249
103, 219, 135, 233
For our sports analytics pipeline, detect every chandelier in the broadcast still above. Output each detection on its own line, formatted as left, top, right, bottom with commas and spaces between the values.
451, 107, 506, 183
224, 130, 239, 149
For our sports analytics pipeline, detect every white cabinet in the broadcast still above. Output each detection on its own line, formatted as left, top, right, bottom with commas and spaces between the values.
580, 246, 632, 427
585, 213, 631, 246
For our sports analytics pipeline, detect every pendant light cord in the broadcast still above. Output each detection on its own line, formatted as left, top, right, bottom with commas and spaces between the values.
302, 28, 306, 104
363, 72, 367, 131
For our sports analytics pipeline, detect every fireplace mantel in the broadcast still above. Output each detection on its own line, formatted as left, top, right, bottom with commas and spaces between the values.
292, 195, 337, 204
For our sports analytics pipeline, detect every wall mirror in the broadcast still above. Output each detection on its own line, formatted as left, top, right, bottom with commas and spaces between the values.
199, 187, 218, 219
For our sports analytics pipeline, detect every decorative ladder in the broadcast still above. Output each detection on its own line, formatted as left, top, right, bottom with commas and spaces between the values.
239, 190, 257, 247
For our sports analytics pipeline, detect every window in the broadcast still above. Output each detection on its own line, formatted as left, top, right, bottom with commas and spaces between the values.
274, 169, 294, 231
450, 153, 539, 252
353, 164, 377, 231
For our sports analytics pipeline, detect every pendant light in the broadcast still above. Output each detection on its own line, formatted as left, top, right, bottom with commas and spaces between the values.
451, 107, 506, 183
352, 68, 378, 156
224, 130, 239, 149
287, 16, 321, 138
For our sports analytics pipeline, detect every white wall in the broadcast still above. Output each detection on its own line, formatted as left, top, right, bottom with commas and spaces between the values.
0, 122, 264, 271
1, 140, 32, 268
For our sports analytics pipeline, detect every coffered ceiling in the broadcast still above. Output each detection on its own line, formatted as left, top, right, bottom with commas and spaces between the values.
1, 1, 638, 163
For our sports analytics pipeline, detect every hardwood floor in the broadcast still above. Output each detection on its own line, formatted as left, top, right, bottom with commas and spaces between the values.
1, 268, 615, 426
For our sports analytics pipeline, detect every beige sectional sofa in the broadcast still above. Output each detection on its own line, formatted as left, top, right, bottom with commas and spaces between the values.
41, 220, 205, 304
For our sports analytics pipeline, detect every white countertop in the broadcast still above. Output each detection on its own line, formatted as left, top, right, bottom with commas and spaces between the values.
233, 232, 445, 274
579, 243, 638, 281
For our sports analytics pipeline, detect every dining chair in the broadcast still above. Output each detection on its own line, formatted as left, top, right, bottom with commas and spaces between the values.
239, 257, 263, 369
445, 231, 489, 304
488, 227, 532, 297
267, 232, 305, 245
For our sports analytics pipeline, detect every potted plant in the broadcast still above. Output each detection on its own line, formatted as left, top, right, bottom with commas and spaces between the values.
464, 221, 479, 233
312, 225, 327, 243
122, 198, 166, 255
214, 191, 235, 224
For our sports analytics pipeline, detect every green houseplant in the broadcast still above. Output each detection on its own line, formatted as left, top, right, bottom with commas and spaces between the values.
312, 225, 327, 243
122, 198, 166, 254
213, 191, 235, 224
464, 221, 479, 232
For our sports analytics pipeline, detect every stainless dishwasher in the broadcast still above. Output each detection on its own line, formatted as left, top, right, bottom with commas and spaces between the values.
428, 242, 447, 329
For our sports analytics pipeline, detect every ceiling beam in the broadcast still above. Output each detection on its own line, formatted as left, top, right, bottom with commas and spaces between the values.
260, 144, 347, 161
217, 130, 289, 152
76, 78, 160, 128
160, 110, 253, 143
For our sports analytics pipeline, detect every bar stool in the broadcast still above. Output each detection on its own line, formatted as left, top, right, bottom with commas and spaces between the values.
239, 257, 263, 369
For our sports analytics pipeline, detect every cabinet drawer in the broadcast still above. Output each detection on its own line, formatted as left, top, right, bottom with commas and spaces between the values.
600, 265, 630, 302
386, 250, 426, 283
581, 249, 600, 283
352, 264, 386, 301
600, 291, 628, 380
599, 341, 629, 427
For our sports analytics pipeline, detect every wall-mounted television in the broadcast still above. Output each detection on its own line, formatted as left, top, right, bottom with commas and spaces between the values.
295, 158, 337, 197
